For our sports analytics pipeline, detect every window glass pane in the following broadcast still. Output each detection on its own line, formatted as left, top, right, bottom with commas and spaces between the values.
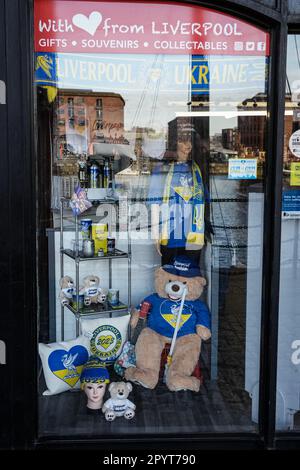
289, 0, 300, 15
35, 0, 270, 437
276, 34, 300, 431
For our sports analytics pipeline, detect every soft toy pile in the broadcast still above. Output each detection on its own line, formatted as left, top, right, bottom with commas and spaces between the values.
125, 256, 211, 392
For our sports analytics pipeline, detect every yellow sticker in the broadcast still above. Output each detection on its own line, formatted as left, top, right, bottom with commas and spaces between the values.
290, 162, 300, 186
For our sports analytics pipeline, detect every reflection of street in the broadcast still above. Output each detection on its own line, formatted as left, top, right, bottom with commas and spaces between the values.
210, 176, 251, 268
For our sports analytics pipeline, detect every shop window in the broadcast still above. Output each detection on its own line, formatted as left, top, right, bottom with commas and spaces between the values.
289, 0, 300, 15
276, 33, 300, 431
34, 0, 270, 437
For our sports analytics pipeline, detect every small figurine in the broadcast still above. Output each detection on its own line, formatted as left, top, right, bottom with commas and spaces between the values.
80, 356, 110, 412
82, 275, 107, 306
102, 381, 136, 421
59, 275, 75, 306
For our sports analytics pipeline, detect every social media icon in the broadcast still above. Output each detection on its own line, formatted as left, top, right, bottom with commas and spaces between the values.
246, 42, 255, 51
257, 42, 266, 51
234, 42, 244, 51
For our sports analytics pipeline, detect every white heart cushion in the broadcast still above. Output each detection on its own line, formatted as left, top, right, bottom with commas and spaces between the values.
39, 336, 90, 396
80, 314, 130, 365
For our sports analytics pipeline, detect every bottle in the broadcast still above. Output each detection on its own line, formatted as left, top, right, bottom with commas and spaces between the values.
109, 160, 114, 189
90, 160, 100, 188
78, 156, 88, 188
103, 158, 110, 188
98, 158, 104, 188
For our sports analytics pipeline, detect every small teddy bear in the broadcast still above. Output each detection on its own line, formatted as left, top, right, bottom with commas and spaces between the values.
82, 275, 106, 306
102, 381, 136, 421
59, 276, 75, 306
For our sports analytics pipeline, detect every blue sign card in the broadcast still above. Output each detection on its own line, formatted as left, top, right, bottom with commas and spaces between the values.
282, 190, 300, 219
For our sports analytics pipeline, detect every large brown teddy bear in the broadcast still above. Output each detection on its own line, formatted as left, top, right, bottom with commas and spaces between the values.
125, 256, 211, 392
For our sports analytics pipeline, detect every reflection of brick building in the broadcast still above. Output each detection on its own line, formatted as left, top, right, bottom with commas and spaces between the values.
238, 93, 300, 161
238, 93, 267, 151
222, 128, 240, 150
54, 90, 126, 160
168, 117, 194, 151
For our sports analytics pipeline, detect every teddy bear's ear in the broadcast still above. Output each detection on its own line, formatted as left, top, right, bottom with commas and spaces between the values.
108, 382, 116, 393
155, 266, 165, 276
200, 277, 207, 287
83, 275, 93, 286
126, 382, 133, 393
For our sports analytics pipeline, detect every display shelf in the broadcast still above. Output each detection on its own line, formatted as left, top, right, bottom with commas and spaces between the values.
60, 196, 131, 339
65, 301, 128, 317
62, 248, 129, 261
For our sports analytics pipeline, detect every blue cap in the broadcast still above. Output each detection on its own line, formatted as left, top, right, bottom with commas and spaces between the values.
80, 356, 110, 386
162, 256, 202, 278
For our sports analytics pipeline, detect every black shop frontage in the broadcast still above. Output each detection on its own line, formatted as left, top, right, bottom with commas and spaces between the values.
1, 0, 300, 452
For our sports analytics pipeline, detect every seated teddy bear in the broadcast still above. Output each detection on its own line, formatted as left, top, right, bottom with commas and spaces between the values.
82, 275, 106, 306
102, 381, 136, 421
59, 275, 75, 306
125, 256, 211, 392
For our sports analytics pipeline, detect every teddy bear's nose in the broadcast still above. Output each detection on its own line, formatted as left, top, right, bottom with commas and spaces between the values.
172, 284, 180, 292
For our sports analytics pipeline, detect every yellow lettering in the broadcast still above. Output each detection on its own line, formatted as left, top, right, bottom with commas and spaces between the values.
211, 64, 220, 83
190, 65, 198, 85
227, 64, 239, 83
238, 64, 248, 82
79, 61, 88, 80
198, 65, 209, 84
88, 62, 97, 81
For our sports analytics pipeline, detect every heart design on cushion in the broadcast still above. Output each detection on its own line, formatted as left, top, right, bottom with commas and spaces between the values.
72, 11, 102, 36
96, 335, 114, 350
48, 345, 89, 388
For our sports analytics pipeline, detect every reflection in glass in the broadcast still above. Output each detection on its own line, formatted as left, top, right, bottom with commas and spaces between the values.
37, 51, 269, 435
276, 34, 300, 431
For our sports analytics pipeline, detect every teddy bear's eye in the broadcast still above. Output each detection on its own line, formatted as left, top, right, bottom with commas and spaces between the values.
169, 280, 172, 283
183, 281, 187, 285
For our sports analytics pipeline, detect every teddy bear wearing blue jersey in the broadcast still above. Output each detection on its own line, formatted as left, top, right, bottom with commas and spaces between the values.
125, 256, 211, 392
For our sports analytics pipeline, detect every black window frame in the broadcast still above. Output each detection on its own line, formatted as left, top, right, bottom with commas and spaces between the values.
0, 0, 291, 450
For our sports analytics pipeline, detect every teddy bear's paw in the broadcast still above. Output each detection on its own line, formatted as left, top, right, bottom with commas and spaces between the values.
167, 374, 200, 392
98, 293, 106, 303
105, 411, 116, 422
125, 367, 158, 389
124, 409, 135, 420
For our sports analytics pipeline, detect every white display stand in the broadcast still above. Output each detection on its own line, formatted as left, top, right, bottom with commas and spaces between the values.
245, 192, 300, 430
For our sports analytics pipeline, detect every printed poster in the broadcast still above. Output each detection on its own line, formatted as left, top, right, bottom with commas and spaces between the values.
228, 158, 257, 180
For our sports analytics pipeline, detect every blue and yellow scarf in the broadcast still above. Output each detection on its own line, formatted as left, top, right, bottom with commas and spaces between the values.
160, 161, 205, 247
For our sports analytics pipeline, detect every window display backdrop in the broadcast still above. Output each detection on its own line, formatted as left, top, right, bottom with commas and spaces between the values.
35, 0, 270, 437
276, 34, 300, 431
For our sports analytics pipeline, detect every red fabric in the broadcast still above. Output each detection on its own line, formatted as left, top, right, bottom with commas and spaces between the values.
159, 344, 203, 383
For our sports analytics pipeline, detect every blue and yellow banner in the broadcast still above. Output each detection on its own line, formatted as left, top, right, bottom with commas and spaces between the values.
35, 52, 58, 102
35, 52, 268, 97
